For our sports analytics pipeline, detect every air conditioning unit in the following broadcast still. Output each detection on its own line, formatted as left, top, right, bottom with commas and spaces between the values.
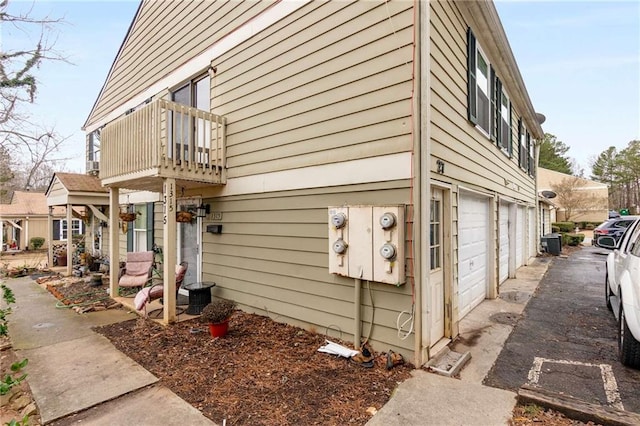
86, 161, 100, 172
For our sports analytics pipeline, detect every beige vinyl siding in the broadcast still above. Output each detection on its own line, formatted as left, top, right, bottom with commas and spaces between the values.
212, 0, 414, 178
202, 180, 414, 356
87, 1, 275, 128
429, 1, 535, 202
24, 219, 48, 249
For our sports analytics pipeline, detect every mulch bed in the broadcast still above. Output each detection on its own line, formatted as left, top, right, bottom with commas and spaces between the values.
37, 275, 121, 313
94, 313, 413, 425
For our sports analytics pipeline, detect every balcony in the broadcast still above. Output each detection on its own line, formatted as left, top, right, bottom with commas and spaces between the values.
100, 99, 226, 192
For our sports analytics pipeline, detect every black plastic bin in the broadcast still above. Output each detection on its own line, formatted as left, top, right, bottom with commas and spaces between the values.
541, 233, 562, 255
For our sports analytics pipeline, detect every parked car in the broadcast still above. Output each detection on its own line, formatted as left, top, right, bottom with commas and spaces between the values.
609, 210, 621, 219
598, 216, 640, 368
593, 216, 640, 248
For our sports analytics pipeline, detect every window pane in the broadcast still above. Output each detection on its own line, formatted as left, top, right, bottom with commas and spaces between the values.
173, 84, 190, 106
477, 91, 490, 134
195, 77, 210, 111
134, 204, 147, 229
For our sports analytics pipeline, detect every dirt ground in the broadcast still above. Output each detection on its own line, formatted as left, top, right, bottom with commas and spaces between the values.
1, 252, 599, 425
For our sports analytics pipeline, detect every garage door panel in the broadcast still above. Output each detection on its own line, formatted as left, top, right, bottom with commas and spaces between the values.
458, 193, 489, 319
499, 204, 509, 283
516, 206, 524, 268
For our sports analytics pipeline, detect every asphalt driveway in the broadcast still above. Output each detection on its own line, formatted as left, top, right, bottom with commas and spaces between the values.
485, 245, 640, 413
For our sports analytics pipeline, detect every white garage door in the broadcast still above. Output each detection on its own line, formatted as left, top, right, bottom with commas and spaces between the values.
458, 193, 489, 319
499, 204, 510, 283
515, 206, 525, 268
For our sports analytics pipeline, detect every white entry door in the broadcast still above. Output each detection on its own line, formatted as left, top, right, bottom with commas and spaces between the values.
458, 192, 489, 319
177, 201, 202, 292
429, 188, 445, 345
499, 203, 510, 284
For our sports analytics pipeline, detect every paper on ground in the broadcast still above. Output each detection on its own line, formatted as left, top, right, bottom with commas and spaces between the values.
317, 340, 359, 358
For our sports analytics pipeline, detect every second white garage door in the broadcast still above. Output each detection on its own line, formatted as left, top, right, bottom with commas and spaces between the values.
458, 192, 490, 319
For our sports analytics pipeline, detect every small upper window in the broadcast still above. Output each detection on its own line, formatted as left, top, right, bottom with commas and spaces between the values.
518, 119, 528, 170
498, 88, 511, 153
467, 27, 511, 154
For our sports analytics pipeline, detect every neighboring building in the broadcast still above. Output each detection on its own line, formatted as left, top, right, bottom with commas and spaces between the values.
0, 191, 66, 252
83, 1, 544, 365
537, 168, 608, 223
45, 173, 109, 276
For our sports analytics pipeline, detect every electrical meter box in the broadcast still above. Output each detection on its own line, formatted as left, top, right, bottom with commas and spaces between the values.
373, 206, 405, 284
328, 205, 405, 285
328, 207, 349, 277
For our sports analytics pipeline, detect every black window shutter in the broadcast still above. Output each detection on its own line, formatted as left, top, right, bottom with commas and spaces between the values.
53, 220, 60, 240
492, 72, 501, 145
127, 220, 133, 252
517, 118, 523, 167
508, 104, 513, 157
526, 132, 531, 173
467, 28, 477, 124
490, 66, 496, 142
146, 202, 154, 251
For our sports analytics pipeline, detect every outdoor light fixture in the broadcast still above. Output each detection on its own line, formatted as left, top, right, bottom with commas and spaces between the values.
196, 203, 210, 218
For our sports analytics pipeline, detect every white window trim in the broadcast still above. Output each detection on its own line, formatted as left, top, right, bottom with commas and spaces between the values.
60, 219, 83, 241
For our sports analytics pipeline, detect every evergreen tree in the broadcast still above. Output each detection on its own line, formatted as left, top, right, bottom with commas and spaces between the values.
538, 133, 573, 175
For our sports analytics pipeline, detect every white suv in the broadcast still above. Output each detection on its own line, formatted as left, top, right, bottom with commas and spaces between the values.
599, 217, 640, 368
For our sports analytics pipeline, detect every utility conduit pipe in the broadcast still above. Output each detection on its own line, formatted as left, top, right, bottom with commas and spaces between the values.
354, 278, 362, 349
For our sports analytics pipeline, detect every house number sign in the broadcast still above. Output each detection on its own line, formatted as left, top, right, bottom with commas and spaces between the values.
163, 181, 175, 224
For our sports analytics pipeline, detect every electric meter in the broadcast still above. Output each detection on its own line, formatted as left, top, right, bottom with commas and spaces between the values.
380, 243, 397, 260
331, 213, 347, 229
332, 239, 348, 254
379, 212, 397, 229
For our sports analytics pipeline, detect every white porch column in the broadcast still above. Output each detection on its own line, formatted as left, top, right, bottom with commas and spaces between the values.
66, 204, 73, 276
24, 217, 29, 250
48, 207, 53, 267
109, 188, 120, 298
163, 178, 177, 324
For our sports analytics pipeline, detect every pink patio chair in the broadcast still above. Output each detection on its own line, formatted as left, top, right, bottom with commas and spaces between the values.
118, 251, 154, 295
134, 261, 188, 317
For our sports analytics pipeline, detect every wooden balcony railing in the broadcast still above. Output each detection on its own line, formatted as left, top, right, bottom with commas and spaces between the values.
100, 99, 226, 190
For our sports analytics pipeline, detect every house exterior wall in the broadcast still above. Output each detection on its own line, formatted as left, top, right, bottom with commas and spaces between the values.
203, 181, 413, 355
429, 1, 538, 326
86, 1, 276, 128
214, 1, 414, 178
198, 1, 415, 356
88, 0, 542, 361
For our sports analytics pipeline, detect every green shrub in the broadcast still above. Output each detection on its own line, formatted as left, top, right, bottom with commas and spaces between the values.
553, 222, 575, 233
585, 223, 595, 230
551, 225, 560, 233
563, 233, 585, 246
29, 237, 45, 250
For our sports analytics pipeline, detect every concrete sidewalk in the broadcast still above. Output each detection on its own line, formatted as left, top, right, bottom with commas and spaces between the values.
368, 257, 552, 426
4, 276, 215, 425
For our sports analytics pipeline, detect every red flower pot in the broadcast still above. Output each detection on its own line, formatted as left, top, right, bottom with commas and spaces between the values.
208, 320, 229, 338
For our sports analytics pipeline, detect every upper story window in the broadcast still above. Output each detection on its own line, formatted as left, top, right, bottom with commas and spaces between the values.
518, 119, 529, 171
170, 74, 211, 162
528, 135, 535, 176
498, 87, 511, 154
86, 130, 100, 173
467, 28, 512, 157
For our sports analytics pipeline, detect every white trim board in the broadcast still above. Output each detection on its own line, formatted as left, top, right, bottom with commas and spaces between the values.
220, 152, 412, 197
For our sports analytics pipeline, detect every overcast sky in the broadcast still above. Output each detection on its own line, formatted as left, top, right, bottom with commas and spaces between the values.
5, 0, 639, 176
